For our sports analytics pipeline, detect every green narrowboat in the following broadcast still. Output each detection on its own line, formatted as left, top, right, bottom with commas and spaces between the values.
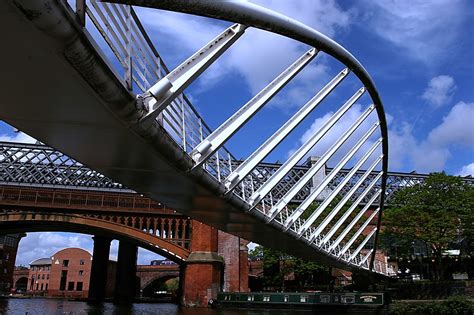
216, 292, 386, 309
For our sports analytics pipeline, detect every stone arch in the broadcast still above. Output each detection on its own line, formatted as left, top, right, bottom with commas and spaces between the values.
0, 210, 190, 263
141, 274, 179, 297
14, 277, 28, 291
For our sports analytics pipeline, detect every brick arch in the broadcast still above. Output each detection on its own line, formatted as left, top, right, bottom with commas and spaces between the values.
14, 276, 28, 290
0, 210, 190, 263
140, 272, 179, 292
141, 273, 179, 291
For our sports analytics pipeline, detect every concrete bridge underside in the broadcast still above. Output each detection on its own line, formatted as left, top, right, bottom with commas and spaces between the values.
0, 0, 365, 272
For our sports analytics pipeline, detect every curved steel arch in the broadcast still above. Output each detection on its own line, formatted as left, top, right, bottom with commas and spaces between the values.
106, 0, 388, 271
0, 210, 190, 263
0, 0, 390, 274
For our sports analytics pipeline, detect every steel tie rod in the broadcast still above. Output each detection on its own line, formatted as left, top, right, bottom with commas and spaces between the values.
347, 227, 377, 261
268, 104, 377, 219
359, 249, 373, 267
330, 190, 382, 253
254, 87, 366, 215
191, 48, 318, 166
298, 140, 382, 235
224, 68, 350, 192
336, 207, 380, 257
139, 23, 247, 123
310, 155, 383, 243
287, 122, 379, 232
322, 174, 383, 246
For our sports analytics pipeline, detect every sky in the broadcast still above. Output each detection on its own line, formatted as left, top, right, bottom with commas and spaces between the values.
2, 0, 473, 265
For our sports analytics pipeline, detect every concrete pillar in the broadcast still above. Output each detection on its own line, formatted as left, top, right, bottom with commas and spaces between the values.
88, 236, 112, 302
182, 221, 223, 307
114, 241, 137, 304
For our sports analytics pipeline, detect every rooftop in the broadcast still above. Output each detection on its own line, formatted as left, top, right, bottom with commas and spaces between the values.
30, 258, 51, 266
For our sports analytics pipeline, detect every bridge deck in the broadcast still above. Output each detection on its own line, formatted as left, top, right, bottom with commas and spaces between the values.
0, 0, 367, 272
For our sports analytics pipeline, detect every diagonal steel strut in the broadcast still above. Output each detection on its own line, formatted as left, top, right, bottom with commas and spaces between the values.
139, 23, 247, 123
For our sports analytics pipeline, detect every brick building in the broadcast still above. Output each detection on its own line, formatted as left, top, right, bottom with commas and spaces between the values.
0, 233, 24, 292
27, 248, 92, 298
28, 258, 51, 293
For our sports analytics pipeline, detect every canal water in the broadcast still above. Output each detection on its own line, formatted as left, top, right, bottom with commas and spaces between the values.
0, 298, 385, 315
0, 298, 319, 315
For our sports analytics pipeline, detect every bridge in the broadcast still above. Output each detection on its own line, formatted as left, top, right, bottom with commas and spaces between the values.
0, 0, 418, 306
2, 140, 473, 304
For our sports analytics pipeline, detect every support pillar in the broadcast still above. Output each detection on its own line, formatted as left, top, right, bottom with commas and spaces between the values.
182, 221, 223, 307
114, 241, 137, 304
239, 239, 249, 292
218, 230, 249, 292
88, 236, 112, 302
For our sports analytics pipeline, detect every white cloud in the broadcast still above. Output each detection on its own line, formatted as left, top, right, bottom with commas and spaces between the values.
389, 101, 474, 172
136, 0, 353, 108
360, 0, 467, 63
16, 233, 93, 266
15, 233, 165, 267
422, 75, 456, 108
458, 163, 474, 176
387, 122, 418, 170
426, 101, 474, 147
291, 101, 474, 174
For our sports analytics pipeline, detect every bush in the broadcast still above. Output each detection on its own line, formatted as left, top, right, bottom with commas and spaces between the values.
390, 296, 473, 315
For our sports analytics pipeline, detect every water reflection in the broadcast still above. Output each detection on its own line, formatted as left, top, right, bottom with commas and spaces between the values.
1, 298, 380, 315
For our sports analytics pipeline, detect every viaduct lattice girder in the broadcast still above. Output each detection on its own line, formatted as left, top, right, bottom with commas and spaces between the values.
2, 142, 472, 203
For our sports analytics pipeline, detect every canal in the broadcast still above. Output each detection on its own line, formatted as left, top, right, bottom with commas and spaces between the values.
0, 298, 384, 314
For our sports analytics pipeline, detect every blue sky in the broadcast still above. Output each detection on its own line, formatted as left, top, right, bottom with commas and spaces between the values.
2, 0, 473, 265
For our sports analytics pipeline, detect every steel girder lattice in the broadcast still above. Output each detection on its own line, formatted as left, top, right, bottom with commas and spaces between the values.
4, 141, 472, 202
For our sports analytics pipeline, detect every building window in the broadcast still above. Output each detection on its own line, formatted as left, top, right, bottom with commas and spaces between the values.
45, 284, 48, 291
284, 295, 289, 302
79, 270, 84, 276
76, 282, 83, 291
263, 296, 270, 302
63, 260, 69, 267
68, 282, 75, 291
36, 284, 39, 291
320, 295, 330, 303
300, 295, 308, 303
59, 270, 68, 291
79, 259, 85, 265
42, 274, 45, 280
40, 284, 43, 291
46, 274, 49, 280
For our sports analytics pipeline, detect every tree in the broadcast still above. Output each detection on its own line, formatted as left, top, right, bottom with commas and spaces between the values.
249, 245, 328, 291
382, 172, 474, 279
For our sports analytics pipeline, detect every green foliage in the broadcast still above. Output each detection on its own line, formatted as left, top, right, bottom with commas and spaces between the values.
164, 278, 179, 293
389, 296, 473, 315
382, 173, 474, 279
249, 245, 328, 291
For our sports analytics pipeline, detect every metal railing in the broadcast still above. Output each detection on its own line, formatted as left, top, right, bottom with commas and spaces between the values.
81, 0, 237, 179
63, 0, 392, 273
